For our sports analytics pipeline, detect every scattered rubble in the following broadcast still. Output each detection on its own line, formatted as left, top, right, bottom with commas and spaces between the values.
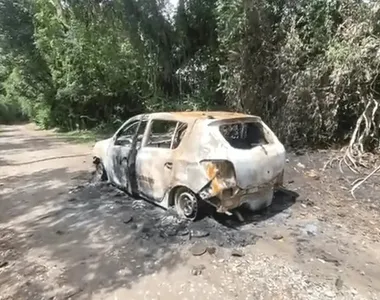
75, 182, 263, 249
231, 249, 244, 257
297, 162, 306, 169
335, 277, 344, 290
68, 197, 77, 202
191, 264, 206, 276
206, 246, 216, 255
20, 178, 380, 298
272, 234, 284, 240
300, 198, 315, 207
190, 243, 207, 256
305, 169, 320, 180
123, 215, 133, 224
190, 229, 210, 238
317, 250, 341, 266
302, 223, 319, 236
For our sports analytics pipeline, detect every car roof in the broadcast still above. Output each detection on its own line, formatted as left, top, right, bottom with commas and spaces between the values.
137, 111, 260, 122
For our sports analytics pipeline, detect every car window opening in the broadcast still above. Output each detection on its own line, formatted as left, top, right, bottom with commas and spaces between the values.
219, 122, 269, 149
115, 121, 146, 146
146, 120, 187, 149
172, 122, 187, 149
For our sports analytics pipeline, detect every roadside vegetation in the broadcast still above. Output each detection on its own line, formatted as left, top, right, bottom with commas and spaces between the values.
55, 126, 115, 144
1, 0, 380, 169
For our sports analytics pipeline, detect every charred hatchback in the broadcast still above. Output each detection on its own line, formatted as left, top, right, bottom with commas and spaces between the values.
92, 111, 286, 219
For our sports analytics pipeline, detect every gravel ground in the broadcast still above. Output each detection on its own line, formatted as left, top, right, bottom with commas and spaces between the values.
0, 124, 380, 300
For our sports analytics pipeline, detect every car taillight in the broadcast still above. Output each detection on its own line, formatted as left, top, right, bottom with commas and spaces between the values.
200, 160, 236, 191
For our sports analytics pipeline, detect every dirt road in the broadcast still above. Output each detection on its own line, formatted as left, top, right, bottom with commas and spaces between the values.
1, 124, 380, 300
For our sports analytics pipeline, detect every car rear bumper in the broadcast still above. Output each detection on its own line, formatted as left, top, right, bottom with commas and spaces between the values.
215, 186, 274, 213
238, 187, 273, 211
198, 168, 283, 213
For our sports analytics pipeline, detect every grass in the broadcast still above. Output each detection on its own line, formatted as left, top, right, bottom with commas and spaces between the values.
55, 128, 114, 144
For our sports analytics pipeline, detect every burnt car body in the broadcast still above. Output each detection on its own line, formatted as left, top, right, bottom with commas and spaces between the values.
92, 111, 286, 219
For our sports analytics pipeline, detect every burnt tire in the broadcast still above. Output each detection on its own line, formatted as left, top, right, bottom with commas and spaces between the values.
174, 188, 199, 221
94, 160, 107, 182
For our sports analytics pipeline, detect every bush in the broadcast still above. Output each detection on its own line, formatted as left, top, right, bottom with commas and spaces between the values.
0, 95, 27, 124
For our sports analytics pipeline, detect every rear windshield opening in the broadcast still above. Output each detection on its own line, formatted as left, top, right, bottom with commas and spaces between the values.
219, 122, 269, 149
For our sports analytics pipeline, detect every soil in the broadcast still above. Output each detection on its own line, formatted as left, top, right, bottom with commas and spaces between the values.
1, 123, 380, 300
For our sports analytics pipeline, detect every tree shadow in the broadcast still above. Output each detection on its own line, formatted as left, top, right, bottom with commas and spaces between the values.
0, 157, 9, 166
0, 162, 299, 299
0, 227, 48, 300
0, 127, 18, 134
0, 133, 64, 154
0, 168, 88, 224
4, 154, 88, 166
0, 168, 186, 300
0, 139, 63, 152
0, 125, 90, 165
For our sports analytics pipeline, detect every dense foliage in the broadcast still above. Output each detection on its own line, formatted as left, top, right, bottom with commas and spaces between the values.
1, 0, 379, 157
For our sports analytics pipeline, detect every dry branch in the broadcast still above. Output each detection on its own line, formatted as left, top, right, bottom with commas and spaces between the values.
350, 164, 380, 199
339, 97, 379, 173
324, 95, 379, 200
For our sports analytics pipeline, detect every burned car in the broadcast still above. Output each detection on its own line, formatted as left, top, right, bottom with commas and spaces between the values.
92, 111, 285, 219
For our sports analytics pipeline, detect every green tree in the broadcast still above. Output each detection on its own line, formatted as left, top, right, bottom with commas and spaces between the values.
0, 0, 379, 169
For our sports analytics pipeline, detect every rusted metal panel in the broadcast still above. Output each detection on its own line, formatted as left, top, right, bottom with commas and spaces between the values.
92, 111, 286, 217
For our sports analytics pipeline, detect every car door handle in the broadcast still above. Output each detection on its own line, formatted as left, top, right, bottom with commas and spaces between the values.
164, 162, 173, 169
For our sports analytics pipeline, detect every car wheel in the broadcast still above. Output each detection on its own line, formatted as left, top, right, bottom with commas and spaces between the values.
94, 160, 107, 181
174, 188, 199, 220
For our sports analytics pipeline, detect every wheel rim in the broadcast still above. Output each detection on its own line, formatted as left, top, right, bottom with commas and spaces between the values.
177, 191, 197, 218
